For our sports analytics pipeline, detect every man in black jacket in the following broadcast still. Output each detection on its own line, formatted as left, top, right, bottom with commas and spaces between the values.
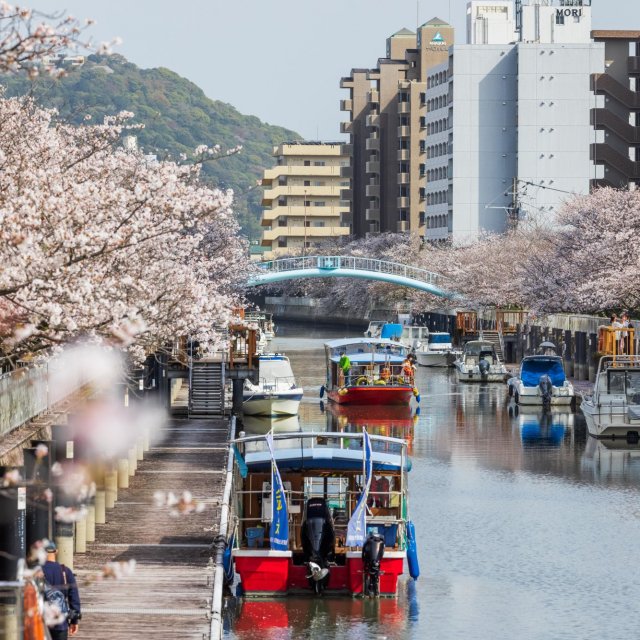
42, 541, 81, 639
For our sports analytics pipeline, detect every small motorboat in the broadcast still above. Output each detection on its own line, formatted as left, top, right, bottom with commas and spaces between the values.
416, 332, 461, 367
454, 340, 507, 382
243, 353, 303, 416
507, 342, 574, 408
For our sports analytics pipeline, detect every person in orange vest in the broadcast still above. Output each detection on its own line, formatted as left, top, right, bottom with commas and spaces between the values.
402, 357, 415, 383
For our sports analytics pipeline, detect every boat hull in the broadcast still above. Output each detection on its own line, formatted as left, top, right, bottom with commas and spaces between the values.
456, 369, 506, 383
327, 385, 414, 405
233, 550, 405, 597
581, 401, 640, 439
242, 394, 302, 416
416, 352, 450, 367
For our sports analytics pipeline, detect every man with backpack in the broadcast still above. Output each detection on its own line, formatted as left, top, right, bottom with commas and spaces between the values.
42, 542, 81, 639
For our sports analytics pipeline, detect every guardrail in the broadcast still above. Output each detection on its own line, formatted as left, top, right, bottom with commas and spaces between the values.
256, 256, 443, 287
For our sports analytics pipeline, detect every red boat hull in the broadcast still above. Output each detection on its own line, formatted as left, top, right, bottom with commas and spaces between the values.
234, 551, 406, 597
328, 385, 414, 405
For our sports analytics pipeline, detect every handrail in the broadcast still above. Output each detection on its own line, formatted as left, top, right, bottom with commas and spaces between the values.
231, 430, 408, 446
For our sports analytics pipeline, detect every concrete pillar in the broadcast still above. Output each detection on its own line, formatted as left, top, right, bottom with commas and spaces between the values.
93, 463, 106, 524
128, 447, 137, 475
143, 427, 151, 452
55, 521, 74, 570
564, 330, 574, 377
136, 436, 144, 461
105, 466, 118, 508
75, 515, 87, 553
117, 458, 130, 489
588, 333, 598, 382
95, 490, 106, 524
85, 502, 96, 543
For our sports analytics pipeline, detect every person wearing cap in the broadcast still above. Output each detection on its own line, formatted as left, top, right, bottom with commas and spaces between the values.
42, 541, 82, 639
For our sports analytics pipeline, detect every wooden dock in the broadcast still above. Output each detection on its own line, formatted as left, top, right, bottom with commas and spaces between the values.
74, 417, 230, 640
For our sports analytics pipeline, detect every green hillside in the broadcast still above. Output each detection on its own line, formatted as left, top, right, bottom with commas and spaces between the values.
0, 54, 302, 241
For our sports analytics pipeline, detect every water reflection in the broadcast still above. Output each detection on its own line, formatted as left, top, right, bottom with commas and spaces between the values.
581, 436, 640, 484
241, 414, 301, 434
512, 407, 573, 448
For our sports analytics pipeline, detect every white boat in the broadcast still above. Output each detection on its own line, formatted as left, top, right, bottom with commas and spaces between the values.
581, 355, 640, 439
416, 332, 461, 367
243, 354, 303, 416
455, 340, 507, 382
364, 320, 385, 338
380, 323, 430, 351
507, 342, 574, 407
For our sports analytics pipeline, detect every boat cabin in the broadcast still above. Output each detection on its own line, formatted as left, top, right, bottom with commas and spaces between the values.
460, 340, 499, 365
594, 356, 640, 405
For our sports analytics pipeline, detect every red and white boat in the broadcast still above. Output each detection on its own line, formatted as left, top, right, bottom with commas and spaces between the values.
323, 338, 420, 406
229, 430, 419, 597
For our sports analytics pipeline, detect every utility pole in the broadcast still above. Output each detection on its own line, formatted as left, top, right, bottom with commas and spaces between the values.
303, 189, 308, 257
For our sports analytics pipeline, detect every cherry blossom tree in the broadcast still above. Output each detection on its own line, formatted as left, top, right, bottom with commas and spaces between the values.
0, 95, 250, 361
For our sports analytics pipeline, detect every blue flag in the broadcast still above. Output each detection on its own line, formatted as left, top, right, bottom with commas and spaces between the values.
265, 433, 289, 551
346, 428, 372, 547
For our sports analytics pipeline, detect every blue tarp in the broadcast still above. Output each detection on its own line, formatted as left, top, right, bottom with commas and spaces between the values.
520, 357, 566, 387
429, 333, 451, 344
380, 323, 403, 340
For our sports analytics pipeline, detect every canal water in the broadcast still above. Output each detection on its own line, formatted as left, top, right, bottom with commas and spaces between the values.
224, 323, 640, 640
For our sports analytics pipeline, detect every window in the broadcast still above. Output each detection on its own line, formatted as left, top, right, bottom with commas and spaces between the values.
304, 160, 311, 166
313, 201, 326, 207
278, 237, 287, 247
312, 221, 325, 227
419, 211, 425, 225
304, 180, 311, 187
314, 161, 326, 166
278, 176, 287, 186
304, 200, 311, 207
398, 209, 408, 222
278, 218, 287, 227
278, 197, 287, 206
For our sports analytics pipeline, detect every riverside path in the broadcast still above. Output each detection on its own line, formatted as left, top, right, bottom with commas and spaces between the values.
74, 416, 229, 640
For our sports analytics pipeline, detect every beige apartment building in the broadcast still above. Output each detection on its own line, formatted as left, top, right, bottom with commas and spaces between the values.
340, 19, 454, 238
260, 142, 351, 259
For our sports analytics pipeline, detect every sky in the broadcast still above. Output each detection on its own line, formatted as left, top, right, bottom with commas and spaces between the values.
34, 0, 640, 140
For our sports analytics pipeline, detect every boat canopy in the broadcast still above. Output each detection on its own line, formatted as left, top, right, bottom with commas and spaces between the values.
429, 333, 451, 344
258, 354, 295, 380
463, 341, 496, 356
325, 337, 407, 356
520, 356, 566, 387
380, 323, 403, 340
331, 352, 405, 364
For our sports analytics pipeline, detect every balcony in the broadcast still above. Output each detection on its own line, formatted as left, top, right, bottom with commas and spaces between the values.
340, 188, 352, 200
365, 183, 380, 198
368, 89, 379, 104
397, 125, 410, 138
340, 121, 353, 134
398, 102, 410, 114
341, 144, 353, 155
397, 148, 410, 161
397, 196, 410, 208
398, 172, 410, 184
366, 113, 380, 128
365, 206, 380, 221
629, 56, 640, 76
340, 165, 352, 178
366, 137, 380, 151
340, 98, 353, 111
365, 160, 380, 174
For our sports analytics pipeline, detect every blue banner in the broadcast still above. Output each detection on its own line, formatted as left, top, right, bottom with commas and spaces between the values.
266, 433, 289, 551
346, 428, 372, 547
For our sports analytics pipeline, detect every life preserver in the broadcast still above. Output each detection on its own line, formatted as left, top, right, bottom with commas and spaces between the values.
338, 387, 348, 396
374, 378, 387, 385
356, 376, 369, 386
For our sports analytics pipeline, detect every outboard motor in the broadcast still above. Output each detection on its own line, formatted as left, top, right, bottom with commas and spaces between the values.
478, 358, 491, 377
362, 532, 385, 596
301, 497, 335, 594
539, 374, 553, 410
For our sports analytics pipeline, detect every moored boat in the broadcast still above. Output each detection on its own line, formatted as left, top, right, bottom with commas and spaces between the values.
243, 353, 303, 416
380, 323, 430, 351
323, 338, 419, 405
507, 342, 574, 407
230, 429, 417, 597
454, 340, 507, 382
415, 332, 461, 367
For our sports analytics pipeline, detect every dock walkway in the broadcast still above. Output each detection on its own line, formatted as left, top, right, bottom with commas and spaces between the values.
74, 416, 230, 640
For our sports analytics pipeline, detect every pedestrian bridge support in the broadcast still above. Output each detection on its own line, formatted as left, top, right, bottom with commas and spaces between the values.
247, 256, 451, 297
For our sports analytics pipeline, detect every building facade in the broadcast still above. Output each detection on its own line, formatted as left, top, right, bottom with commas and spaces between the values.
340, 20, 454, 238
425, 0, 609, 243
260, 142, 350, 259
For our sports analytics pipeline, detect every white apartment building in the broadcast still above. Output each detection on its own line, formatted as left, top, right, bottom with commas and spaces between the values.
425, 0, 605, 242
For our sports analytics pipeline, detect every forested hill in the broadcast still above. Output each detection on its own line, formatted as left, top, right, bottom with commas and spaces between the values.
0, 54, 301, 241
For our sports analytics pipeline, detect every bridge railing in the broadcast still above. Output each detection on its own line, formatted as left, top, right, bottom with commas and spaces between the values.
257, 255, 443, 286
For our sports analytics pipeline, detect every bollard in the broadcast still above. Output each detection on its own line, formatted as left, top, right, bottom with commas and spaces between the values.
143, 427, 151, 452
128, 447, 137, 475
105, 466, 118, 508
95, 489, 106, 524
75, 514, 87, 553
588, 333, 598, 383
117, 458, 130, 489
136, 436, 144, 461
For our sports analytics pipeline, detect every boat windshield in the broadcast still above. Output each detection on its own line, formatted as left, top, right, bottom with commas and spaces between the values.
464, 342, 495, 358
520, 357, 565, 387
607, 369, 640, 402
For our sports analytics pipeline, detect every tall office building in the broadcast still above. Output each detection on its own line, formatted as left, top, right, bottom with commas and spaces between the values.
340, 20, 454, 238
425, 0, 610, 243
260, 142, 350, 259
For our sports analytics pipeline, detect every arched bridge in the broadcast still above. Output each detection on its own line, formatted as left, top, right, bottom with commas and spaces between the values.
247, 255, 450, 297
